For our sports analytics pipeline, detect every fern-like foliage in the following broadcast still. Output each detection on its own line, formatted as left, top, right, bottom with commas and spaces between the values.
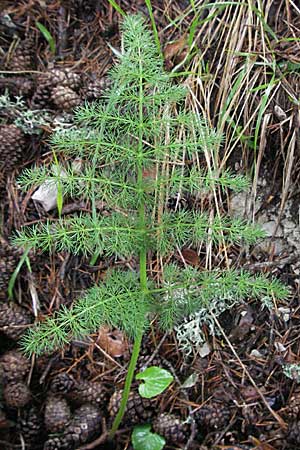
14, 14, 288, 358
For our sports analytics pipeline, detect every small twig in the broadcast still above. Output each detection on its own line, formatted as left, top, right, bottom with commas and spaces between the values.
140, 331, 168, 371
211, 312, 287, 429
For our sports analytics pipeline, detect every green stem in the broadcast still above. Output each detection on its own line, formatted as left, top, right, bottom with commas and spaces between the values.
109, 328, 143, 438
109, 44, 148, 440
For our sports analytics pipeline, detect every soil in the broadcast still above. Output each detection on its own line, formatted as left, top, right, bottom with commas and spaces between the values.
0, 1, 300, 449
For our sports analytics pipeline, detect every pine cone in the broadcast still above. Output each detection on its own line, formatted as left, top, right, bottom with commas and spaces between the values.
0, 77, 34, 97
46, 67, 82, 90
66, 380, 106, 406
31, 84, 53, 109
153, 413, 188, 444
8, 39, 34, 71
44, 436, 72, 450
0, 302, 32, 340
44, 395, 71, 433
283, 387, 300, 420
50, 372, 76, 394
287, 420, 300, 445
195, 401, 231, 430
63, 404, 101, 447
83, 77, 111, 100
0, 124, 26, 176
3, 381, 31, 408
109, 390, 153, 425
0, 350, 30, 382
51, 86, 81, 110
18, 405, 43, 445
65, 403, 101, 443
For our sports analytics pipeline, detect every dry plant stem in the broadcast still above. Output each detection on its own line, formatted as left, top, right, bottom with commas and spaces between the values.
211, 312, 287, 429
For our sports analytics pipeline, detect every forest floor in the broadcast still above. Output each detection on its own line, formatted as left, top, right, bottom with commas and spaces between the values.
0, 1, 300, 449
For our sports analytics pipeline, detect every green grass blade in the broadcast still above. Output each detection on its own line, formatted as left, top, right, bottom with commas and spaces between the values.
107, 0, 126, 17
36, 21, 56, 54
145, 0, 162, 57
8, 247, 31, 299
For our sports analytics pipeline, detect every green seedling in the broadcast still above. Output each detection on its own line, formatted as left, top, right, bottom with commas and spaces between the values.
14, 14, 288, 439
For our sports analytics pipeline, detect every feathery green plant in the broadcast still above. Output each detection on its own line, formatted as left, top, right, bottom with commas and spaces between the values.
14, 15, 288, 437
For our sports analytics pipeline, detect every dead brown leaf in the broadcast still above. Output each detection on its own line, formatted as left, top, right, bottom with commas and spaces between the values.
97, 326, 128, 358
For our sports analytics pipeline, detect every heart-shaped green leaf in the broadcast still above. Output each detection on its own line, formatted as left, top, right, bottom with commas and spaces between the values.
132, 424, 165, 450
136, 366, 174, 398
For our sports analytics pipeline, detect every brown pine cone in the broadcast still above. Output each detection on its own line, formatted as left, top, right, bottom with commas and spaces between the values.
66, 380, 106, 406
51, 86, 81, 110
109, 390, 153, 425
153, 413, 189, 444
44, 436, 72, 450
0, 350, 30, 382
63, 404, 101, 447
32, 67, 82, 110
83, 77, 112, 100
195, 401, 231, 430
282, 387, 300, 420
8, 39, 34, 71
31, 84, 53, 109
0, 77, 34, 97
0, 124, 26, 177
44, 395, 71, 433
287, 420, 300, 445
50, 372, 76, 394
45, 66, 82, 90
18, 405, 43, 445
0, 302, 32, 340
3, 381, 31, 408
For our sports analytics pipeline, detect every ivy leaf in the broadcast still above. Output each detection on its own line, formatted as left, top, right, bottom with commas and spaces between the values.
132, 424, 165, 450
136, 366, 174, 398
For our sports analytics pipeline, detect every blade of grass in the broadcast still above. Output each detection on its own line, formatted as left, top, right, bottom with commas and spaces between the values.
8, 247, 31, 299
145, 0, 162, 57
107, 0, 126, 17
36, 22, 56, 54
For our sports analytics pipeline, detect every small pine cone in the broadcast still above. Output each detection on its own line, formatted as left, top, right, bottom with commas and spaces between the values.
46, 67, 82, 90
51, 86, 81, 110
195, 402, 231, 430
83, 77, 111, 100
0, 124, 26, 175
0, 77, 34, 97
0, 302, 32, 340
63, 404, 101, 446
153, 413, 188, 444
44, 395, 71, 433
109, 390, 153, 425
287, 421, 300, 445
3, 381, 31, 408
44, 436, 72, 450
66, 380, 105, 406
282, 387, 300, 420
9, 39, 34, 71
259, 424, 286, 449
18, 405, 43, 445
0, 350, 30, 382
31, 84, 52, 109
50, 372, 76, 394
